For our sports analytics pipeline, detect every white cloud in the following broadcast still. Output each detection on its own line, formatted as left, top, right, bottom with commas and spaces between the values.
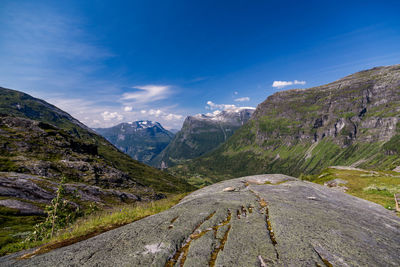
205, 101, 255, 114
164, 114, 183, 121
0, 4, 186, 130
148, 109, 163, 117
205, 110, 222, 116
294, 80, 306, 85
123, 106, 133, 112
272, 80, 306, 89
272, 81, 293, 88
206, 101, 236, 110
121, 85, 171, 103
135, 108, 184, 123
47, 95, 185, 129
145, 109, 183, 120
234, 97, 250, 102
101, 111, 123, 121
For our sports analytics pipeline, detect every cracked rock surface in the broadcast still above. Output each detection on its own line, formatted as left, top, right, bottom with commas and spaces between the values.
1, 174, 400, 266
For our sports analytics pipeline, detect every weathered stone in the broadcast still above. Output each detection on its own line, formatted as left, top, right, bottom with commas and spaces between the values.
0, 172, 140, 208
0, 199, 44, 215
2, 174, 399, 266
0, 173, 54, 203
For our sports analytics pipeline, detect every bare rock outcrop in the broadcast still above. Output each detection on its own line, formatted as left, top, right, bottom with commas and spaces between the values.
0, 172, 141, 215
2, 174, 399, 266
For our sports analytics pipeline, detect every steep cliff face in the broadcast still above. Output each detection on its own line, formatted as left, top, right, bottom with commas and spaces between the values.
94, 121, 174, 164
173, 65, 400, 181
151, 108, 254, 168
252, 65, 399, 147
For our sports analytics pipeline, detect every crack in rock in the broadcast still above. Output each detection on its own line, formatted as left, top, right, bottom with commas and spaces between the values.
165, 211, 216, 267
250, 189, 280, 261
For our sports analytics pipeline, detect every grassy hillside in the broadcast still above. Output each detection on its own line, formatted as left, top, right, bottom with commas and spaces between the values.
151, 109, 254, 168
171, 65, 400, 185
0, 87, 193, 193
301, 167, 400, 211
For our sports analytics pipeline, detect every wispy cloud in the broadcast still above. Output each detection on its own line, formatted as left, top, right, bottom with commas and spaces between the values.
121, 85, 171, 104
0, 4, 187, 129
48, 95, 185, 129
139, 109, 183, 123
205, 101, 254, 112
272, 80, 306, 89
101, 111, 124, 121
0, 3, 113, 91
206, 101, 237, 111
234, 97, 250, 102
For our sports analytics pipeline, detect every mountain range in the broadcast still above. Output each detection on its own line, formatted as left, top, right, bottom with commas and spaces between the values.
171, 65, 400, 183
94, 121, 174, 165
1, 65, 400, 262
151, 107, 255, 168
0, 87, 192, 194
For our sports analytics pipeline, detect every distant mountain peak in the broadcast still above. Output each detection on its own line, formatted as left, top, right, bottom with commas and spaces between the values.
0, 86, 192, 195
135, 120, 162, 129
192, 107, 255, 124
105, 120, 164, 131
151, 107, 255, 168
176, 64, 400, 181
94, 120, 173, 164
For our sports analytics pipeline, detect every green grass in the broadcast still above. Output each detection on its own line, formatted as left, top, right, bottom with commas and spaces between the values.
258, 116, 300, 135
0, 206, 44, 250
0, 193, 187, 256
301, 167, 400, 211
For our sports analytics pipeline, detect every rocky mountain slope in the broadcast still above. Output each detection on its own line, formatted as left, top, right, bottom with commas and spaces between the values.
0, 171, 142, 220
2, 174, 399, 266
151, 108, 254, 168
0, 87, 192, 194
0, 87, 193, 248
94, 121, 174, 165
174, 65, 400, 182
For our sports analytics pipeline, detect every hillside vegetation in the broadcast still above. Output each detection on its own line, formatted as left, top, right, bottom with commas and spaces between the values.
171, 65, 400, 185
152, 108, 254, 168
0, 87, 193, 194
0, 87, 193, 251
301, 166, 400, 211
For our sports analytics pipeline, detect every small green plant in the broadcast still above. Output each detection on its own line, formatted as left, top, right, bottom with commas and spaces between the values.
0, 193, 186, 257
26, 178, 81, 242
85, 203, 99, 216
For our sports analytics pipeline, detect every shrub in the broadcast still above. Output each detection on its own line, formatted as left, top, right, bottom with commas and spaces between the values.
26, 178, 81, 242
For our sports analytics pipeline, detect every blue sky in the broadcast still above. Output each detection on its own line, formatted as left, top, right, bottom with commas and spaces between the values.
0, 0, 399, 129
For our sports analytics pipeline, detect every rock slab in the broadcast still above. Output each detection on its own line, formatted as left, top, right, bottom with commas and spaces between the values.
1, 174, 399, 266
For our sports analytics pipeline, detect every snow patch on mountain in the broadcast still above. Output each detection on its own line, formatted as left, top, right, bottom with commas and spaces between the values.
194, 107, 255, 122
